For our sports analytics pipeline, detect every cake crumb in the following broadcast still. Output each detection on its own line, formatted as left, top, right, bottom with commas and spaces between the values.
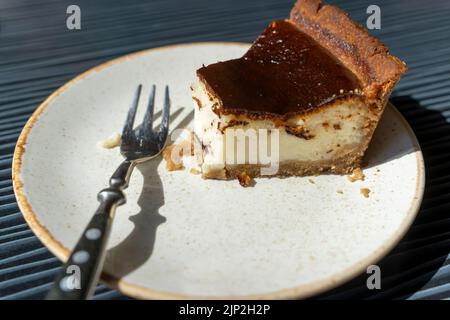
336, 189, 343, 194
360, 188, 370, 198
162, 131, 202, 172
162, 140, 194, 172
308, 179, 315, 184
162, 144, 184, 171
100, 132, 121, 149
347, 168, 365, 182
190, 168, 201, 175
237, 172, 254, 188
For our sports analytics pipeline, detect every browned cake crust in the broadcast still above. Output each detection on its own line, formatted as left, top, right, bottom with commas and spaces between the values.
225, 151, 362, 179
290, 0, 407, 100
197, 20, 363, 120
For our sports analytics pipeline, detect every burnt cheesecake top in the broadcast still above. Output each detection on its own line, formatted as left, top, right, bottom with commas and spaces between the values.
197, 20, 362, 118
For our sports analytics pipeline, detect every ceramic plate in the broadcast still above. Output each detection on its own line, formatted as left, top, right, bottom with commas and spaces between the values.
13, 42, 425, 299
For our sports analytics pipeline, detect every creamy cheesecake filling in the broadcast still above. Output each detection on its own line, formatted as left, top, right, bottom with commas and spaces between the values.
192, 81, 377, 178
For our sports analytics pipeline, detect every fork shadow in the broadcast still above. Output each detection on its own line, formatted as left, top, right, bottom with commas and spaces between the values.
316, 96, 450, 299
104, 108, 193, 278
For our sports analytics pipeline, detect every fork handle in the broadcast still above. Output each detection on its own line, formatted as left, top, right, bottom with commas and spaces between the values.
46, 160, 134, 300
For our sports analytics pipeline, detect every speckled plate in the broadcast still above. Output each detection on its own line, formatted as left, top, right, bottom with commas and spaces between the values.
13, 42, 424, 299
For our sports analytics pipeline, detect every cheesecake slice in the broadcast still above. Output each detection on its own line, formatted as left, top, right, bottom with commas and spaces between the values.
192, 0, 407, 179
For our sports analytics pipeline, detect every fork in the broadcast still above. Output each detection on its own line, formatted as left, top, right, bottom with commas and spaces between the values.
46, 84, 170, 300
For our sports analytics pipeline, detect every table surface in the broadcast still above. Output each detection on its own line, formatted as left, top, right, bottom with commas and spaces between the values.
1, 0, 450, 300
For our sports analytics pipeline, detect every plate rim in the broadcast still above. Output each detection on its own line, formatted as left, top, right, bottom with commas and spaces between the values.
12, 41, 425, 300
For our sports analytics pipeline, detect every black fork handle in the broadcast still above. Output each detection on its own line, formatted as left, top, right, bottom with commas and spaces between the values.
46, 160, 134, 300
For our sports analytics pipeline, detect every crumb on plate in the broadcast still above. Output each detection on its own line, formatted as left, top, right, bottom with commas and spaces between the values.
100, 132, 121, 149
348, 167, 365, 182
360, 188, 370, 198
162, 131, 200, 172
163, 143, 186, 171
237, 171, 255, 187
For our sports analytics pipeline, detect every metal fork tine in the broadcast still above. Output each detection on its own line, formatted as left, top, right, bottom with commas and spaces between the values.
140, 85, 156, 138
122, 85, 142, 139
158, 85, 170, 143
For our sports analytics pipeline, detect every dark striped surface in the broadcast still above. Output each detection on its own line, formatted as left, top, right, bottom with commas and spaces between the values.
1, 0, 449, 300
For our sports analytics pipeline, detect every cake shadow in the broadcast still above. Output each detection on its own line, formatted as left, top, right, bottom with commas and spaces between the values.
104, 108, 193, 279
316, 95, 450, 299
362, 101, 418, 170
